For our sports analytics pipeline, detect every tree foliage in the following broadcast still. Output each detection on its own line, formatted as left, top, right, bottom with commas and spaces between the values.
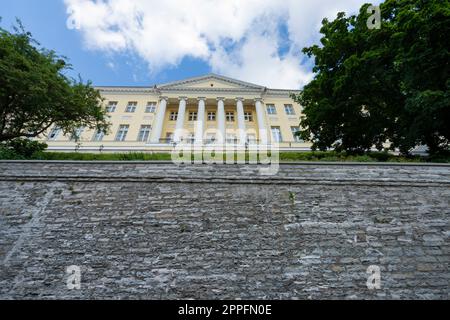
0, 138, 47, 159
0, 19, 110, 142
293, 0, 449, 155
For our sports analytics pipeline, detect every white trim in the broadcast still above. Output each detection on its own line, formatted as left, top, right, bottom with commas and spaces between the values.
157, 73, 265, 90
94, 73, 302, 98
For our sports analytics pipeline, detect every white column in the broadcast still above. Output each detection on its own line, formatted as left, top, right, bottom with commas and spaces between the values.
174, 97, 187, 142
236, 98, 246, 144
217, 98, 226, 144
150, 97, 168, 143
255, 98, 268, 145
195, 97, 206, 145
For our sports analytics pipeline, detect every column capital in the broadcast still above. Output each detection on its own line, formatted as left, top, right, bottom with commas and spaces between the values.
197, 97, 206, 102
159, 96, 169, 102
178, 96, 188, 102
254, 98, 264, 103
235, 97, 244, 102
216, 97, 226, 102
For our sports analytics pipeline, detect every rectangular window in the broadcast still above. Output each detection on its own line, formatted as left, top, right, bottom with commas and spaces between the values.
189, 112, 198, 121
266, 104, 277, 115
169, 112, 178, 121
48, 127, 61, 141
244, 112, 253, 122
271, 126, 283, 143
115, 125, 129, 141
291, 126, 303, 142
92, 130, 104, 142
166, 132, 174, 143
226, 112, 235, 122
145, 102, 157, 113
125, 102, 137, 113
70, 127, 84, 141
285, 104, 295, 115
106, 102, 117, 113
137, 125, 152, 142
207, 112, 216, 121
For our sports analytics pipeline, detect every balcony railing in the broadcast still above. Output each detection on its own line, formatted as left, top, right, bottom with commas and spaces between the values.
159, 138, 176, 144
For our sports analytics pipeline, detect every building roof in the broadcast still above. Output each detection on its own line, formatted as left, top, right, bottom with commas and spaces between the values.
157, 73, 265, 90
95, 73, 301, 97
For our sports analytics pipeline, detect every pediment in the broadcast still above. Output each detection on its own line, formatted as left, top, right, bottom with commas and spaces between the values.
158, 74, 265, 90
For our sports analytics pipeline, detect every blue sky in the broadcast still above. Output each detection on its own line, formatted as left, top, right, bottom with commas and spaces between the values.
1, 0, 205, 86
1, 0, 379, 89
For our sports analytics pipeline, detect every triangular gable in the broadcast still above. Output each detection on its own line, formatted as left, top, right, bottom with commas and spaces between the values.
157, 74, 265, 90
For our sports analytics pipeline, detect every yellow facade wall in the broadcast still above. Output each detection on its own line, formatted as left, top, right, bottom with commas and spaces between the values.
40, 75, 312, 152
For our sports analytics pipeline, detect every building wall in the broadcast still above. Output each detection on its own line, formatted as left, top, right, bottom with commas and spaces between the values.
41, 90, 311, 152
0, 161, 449, 299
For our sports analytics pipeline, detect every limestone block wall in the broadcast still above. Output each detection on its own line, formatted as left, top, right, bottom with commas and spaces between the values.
0, 161, 449, 299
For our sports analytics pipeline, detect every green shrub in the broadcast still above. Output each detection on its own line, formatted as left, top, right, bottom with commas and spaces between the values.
1, 148, 448, 163
367, 152, 391, 162
0, 145, 20, 159
0, 139, 47, 159
427, 150, 450, 163
349, 155, 375, 162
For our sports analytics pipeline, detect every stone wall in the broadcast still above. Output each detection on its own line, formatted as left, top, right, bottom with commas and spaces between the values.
0, 161, 449, 299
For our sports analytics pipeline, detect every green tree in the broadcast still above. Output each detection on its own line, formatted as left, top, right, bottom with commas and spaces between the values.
0, 20, 110, 142
293, 0, 449, 155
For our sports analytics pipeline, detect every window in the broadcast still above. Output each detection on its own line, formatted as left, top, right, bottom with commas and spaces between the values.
271, 127, 282, 143
145, 102, 157, 113
106, 102, 117, 113
166, 132, 174, 143
137, 125, 152, 142
115, 125, 129, 141
291, 126, 303, 142
92, 130, 104, 142
267, 104, 277, 115
244, 112, 253, 122
226, 112, 235, 122
169, 112, 178, 121
207, 112, 216, 121
285, 104, 295, 115
189, 112, 198, 121
125, 102, 137, 113
48, 127, 61, 141
70, 127, 84, 141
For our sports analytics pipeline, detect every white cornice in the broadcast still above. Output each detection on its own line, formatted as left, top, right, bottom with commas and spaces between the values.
95, 86, 301, 98
94, 73, 302, 98
95, 87, 158, 94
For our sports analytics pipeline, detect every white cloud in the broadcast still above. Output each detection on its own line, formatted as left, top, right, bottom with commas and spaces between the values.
209, 31, 314, 89
106, 61, 115, 70
65, 0, 375, 89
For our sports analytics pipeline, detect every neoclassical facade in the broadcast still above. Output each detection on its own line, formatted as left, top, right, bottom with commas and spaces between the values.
43, 74, 311, 152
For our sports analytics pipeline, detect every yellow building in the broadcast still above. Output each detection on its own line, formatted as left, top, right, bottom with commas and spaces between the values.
43, 74, 311, 152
